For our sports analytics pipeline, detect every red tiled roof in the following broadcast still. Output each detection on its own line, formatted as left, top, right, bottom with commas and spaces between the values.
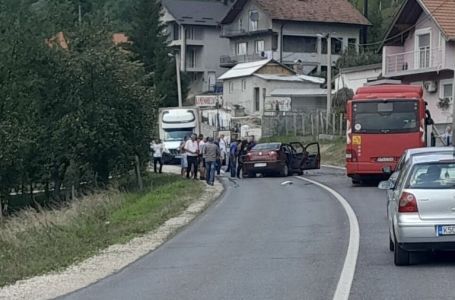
223, 0, 369, 26
420, 0, 455, 40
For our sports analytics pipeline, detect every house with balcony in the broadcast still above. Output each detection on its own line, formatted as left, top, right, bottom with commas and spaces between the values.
381, 0, 455, 127
161, 0, 233, 98
219, 0, 369, 75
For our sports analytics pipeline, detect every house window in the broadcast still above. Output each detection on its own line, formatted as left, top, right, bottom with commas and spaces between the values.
416, 30, 431, 69
237, 42, 247, 55
348, 38, 357, 52
440, 80, 453, 100
238, 18, 243, 31
262, 88, 266, 109
242, 79, 247, 91
272, 34, 278, 50
249, 10, 258, 31
229, 81, 234, 93
187, 48, 196, 68
173, 23, 180, 40
321, 37, 343, 54
283, 36, 318, 53
255, 40, 265, 53
254, 87, 260, 112
332, 38, 343, 54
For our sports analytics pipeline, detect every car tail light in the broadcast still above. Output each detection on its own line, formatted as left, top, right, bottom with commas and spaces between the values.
398, 192, 418, 213
346, 149, 357, 162
268, 151, 278, 159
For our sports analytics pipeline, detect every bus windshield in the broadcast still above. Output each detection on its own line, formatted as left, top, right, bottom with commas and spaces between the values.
352, 100, 419, 134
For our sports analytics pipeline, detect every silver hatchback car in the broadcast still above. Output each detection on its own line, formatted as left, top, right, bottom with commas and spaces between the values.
379, 153, 455, 266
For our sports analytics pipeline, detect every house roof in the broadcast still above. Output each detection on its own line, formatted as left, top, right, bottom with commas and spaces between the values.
271, 88, 328, 97
339, 63, 382, 74
221, 0, 370, 26
254, 74, 325, 84
420, 0, 455, 40
162, 0, 232, 26
383, 0, 455, 47
219, 59, 282, 80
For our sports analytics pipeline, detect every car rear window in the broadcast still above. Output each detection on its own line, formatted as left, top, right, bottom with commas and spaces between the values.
407, 162, 455, 189
252, 143, 280, 151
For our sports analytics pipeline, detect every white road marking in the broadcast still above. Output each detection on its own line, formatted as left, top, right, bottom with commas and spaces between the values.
281, 180, 293, 186
296, 176, 359, 300
321, 164, 346, 170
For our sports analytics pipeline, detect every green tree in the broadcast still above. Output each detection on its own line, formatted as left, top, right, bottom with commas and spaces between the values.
128, 0, 188, 107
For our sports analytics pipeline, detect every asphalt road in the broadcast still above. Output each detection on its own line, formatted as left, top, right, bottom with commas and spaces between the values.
61, 168, 455, 300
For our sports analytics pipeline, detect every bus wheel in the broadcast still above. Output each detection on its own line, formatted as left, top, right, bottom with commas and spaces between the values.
352, 178, 361, 185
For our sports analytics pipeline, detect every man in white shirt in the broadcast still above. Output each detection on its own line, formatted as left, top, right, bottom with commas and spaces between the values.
184, 134, 199, 179
151, 139, 165, 173
219, 134, 227, 166
442, 126, 453, 146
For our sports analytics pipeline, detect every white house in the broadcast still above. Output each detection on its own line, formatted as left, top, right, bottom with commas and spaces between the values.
380, 0, 455, 128
334, 63, 382, 93
219, 59, 326, 115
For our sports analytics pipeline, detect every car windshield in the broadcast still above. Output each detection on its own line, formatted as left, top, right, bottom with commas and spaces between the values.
407, 162, 455, 189
163, 129, 193, 141
252, 143, 280, 151
353, 100, 419, 134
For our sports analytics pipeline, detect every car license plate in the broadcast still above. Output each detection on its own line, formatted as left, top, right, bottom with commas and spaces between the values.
254, 163, 266, 167
436, 225, 455, 236
377, 157, 394, 162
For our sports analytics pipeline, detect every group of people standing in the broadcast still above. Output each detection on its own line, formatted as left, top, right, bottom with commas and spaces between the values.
151, 134, 256, 185
179, 133, 228, 186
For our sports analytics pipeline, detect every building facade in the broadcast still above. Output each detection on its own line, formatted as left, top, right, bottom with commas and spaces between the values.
219, 0, 369, 75
161, 0, 233, 98
381, 0, 455, 127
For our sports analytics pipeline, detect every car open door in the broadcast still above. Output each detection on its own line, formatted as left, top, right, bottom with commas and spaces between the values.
289, 142, 305, 170
302, 142, 320, 170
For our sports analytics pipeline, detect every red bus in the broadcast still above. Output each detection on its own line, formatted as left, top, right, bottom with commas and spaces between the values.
345, 85, 432, 184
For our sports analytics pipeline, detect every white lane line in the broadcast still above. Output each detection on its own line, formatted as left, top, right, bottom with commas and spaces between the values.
321, 164, 346, 170
296, 176, 359, 300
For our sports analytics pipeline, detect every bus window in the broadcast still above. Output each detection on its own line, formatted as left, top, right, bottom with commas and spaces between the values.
352, 100, 419, 134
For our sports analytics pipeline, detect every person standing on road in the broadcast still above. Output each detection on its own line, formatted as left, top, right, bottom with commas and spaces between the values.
203, 137, 220, 186
219, 134, 227, 167
198, 135, 206, 180
184, 134, 199, 179
151, 139, 165, 174
179, 136, 189, 177
214, 138, 222, 175
442, 126, 453, 146
237, 140, 249, 178
229, 140, 239, 177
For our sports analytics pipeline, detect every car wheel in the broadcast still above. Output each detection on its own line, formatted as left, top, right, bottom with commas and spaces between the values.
280, 164, 289, 177
389, 235, 394, 252
248, 172, 255, 178
394, 237, 410, 266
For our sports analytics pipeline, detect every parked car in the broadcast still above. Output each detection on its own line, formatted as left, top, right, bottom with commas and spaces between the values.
386, 147, 455, 201
379, 153, 455, 266
242, 142, 320, 177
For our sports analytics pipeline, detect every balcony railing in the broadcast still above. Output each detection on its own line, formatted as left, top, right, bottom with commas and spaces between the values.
385, 48, 443, 75
221, 27, 272, 38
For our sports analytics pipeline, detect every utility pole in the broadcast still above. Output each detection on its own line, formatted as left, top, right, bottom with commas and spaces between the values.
326, 33, 332, 133
175, 54, 183, 107
363, 0, 368, 47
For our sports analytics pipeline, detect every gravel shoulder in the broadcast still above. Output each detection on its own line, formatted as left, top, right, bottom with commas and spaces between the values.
0, 166, 223, 300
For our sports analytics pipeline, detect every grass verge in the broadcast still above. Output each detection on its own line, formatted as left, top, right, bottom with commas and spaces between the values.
0, 173, 204, 287
260, 135, 345, 167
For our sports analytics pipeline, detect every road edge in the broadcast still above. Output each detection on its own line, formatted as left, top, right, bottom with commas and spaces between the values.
0, 174, 224, 300
296, 176, 359, 300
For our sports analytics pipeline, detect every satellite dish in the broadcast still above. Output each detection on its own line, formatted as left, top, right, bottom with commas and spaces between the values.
249, 11, 259, 21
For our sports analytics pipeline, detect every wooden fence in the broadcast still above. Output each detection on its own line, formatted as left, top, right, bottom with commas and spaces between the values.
262, 111, 346, 138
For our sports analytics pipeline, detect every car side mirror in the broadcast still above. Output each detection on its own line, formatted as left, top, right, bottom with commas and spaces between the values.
378, 180, 394, 190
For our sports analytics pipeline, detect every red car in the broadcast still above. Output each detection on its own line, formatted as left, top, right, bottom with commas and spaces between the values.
243, 142, 320, 177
